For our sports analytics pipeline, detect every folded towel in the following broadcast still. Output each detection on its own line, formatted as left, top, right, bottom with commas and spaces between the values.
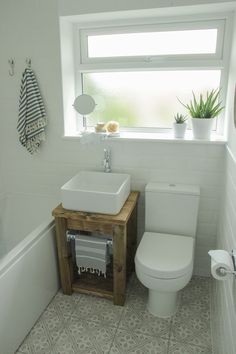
76, 255, 108, 277
17, 68, 46, 154
75, 235, 110, 277
75, 235, 108, 251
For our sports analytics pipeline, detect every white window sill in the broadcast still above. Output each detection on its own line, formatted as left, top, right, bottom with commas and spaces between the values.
63, 130, 226, 145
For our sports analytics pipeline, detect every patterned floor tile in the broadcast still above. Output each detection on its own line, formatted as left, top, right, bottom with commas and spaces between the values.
17, 320, 54, 354
119, 304, 171, 339
168, 340, 212, 354
16, 276, 212, 354
50, 327, 81, 354
15, 341, 32, 354
121, 276, 171, 339
182, 277, 211, 303
72, 294, 124, 328
126, 273, 147, 298
64, 316, 116, 353
109, 328, 168, 354
170, 313, 211, 349
17, 292, 79, 354
170, 277, 212, 349
50, 290, 81, 321
19, 334, 52, 354
176, 301, 210, 321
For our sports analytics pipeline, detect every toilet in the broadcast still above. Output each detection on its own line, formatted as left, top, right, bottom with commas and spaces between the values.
135, 182, 200, 318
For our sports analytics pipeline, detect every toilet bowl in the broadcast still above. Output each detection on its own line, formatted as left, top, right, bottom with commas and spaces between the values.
135, 232, 194, 317
135, 183, 200, 318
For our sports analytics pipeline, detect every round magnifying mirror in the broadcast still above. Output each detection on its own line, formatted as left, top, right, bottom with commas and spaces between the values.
73, 94, 96, 115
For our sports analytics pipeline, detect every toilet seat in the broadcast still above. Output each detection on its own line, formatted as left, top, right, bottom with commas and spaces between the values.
135, 232, 194, 279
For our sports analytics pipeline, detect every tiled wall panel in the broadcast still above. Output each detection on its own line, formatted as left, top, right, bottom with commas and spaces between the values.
1, 137, 224, 276
212, 147, 236, 354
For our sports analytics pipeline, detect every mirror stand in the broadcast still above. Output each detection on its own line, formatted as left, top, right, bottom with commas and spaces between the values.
83, 116, 87, 131
73, 94, 96, 132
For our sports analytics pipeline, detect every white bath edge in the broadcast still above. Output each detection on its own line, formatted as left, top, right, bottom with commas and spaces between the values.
0, 194, 60, 354
0, 218, 54, 277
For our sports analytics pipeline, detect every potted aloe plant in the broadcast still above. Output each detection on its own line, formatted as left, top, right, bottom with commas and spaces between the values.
179, 89, 224, 139
173, 113, 188, 138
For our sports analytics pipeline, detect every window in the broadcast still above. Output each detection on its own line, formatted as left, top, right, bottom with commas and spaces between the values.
72, 16, 229, 134
83, 70, 221, 129
87, 29, 218, 58
80, 20, 224, 63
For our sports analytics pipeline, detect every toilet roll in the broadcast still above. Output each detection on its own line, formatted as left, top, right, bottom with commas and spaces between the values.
208, 250, 234, 280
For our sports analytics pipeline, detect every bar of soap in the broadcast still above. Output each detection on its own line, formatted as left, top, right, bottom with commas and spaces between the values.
106, 121, 119, 133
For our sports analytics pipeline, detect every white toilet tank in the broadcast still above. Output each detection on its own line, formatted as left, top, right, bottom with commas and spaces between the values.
145, 183, 200, 237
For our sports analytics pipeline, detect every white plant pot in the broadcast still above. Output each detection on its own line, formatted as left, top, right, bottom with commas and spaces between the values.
191, 118, 214, 140
173, 122, 187, 138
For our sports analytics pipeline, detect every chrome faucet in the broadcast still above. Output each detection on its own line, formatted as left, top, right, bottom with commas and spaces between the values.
103, 148, 111, 173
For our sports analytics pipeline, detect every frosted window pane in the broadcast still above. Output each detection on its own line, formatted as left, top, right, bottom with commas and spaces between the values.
83, 71, 221, 129
88, 29, 217, 58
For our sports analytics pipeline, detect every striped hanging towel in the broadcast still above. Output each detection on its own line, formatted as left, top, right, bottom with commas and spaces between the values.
17, 68, 46, 154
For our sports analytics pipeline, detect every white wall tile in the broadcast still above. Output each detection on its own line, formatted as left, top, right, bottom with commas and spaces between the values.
0, 0, 226, 280
212, 148, 236, 354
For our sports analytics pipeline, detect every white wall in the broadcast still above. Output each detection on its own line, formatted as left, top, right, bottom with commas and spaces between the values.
211, 12, 236, 354
59, 0, 236, 16
0, 0, 226, 280
0, 0, 63, 193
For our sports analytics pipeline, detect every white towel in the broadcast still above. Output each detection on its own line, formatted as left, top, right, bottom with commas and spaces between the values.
75, 235, 110, 277
17, 68, 46, 154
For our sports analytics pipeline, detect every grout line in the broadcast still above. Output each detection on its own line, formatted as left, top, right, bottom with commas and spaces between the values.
209, 279, 214, 354
107, 298, 127, 353
107, 323, 119, 353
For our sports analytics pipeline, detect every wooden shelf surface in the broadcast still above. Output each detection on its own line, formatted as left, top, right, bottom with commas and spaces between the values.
52, 191, 139, 226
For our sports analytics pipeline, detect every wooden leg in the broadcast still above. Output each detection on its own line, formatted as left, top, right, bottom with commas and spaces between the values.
127, 205, 138, 275
113, 225, 126, 305
55, 217, 73, 295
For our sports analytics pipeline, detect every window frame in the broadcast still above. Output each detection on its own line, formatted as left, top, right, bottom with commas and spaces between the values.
80, 20, 225, 65
73, 13, 232, 135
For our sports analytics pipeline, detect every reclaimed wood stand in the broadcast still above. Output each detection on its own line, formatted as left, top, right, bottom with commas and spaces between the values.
52, 191, 139, 306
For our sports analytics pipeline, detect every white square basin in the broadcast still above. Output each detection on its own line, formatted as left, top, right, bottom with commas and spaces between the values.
61, 171, 131, 215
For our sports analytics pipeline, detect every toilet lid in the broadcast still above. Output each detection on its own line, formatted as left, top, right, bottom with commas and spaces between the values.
135, 232, 194, 279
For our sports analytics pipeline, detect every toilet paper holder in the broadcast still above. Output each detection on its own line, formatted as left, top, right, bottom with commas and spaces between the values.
218, 249, 236, 277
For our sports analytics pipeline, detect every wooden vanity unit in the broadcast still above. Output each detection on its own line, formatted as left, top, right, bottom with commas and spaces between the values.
52, 191, 139, 306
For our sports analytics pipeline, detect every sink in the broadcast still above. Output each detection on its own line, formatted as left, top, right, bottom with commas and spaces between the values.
61, 171, 131, 215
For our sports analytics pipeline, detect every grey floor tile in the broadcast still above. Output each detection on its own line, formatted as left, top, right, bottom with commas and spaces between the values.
170, 312, 211, 348
16, 275, 213, 354
51, 290, 81, 321
17, 320, 54, 354
64, 316, 116, 353
109, 328, 168, 354
126, 273, 147, 298
122, 276, 171, 339
52, 340, 78, 354
168, 340, 212, 354
119, 305, 171, 339
72, 294, 124, 328
169, 276, 212, 349
50, 327, 86, 354
182, 277, 211, 302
